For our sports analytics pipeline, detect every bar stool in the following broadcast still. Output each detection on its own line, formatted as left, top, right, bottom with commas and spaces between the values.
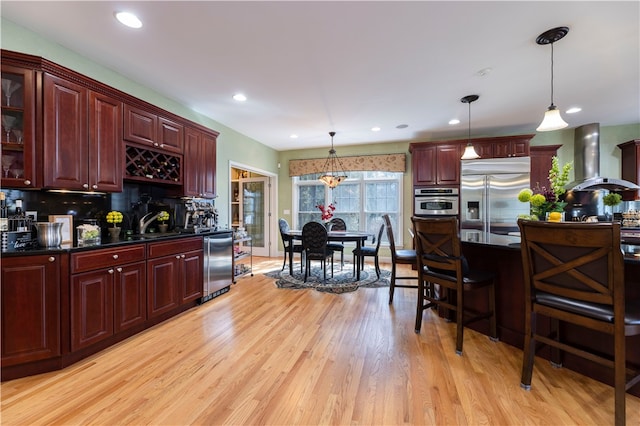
382, 214, 418, 304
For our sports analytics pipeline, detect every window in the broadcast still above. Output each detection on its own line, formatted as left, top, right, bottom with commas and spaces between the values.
294, 171, 403, 245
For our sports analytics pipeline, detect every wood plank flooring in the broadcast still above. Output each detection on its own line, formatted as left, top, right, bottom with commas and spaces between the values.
2, 257, 639, 425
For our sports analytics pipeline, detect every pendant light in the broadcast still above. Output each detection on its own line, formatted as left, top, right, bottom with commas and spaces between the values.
460, 94, 480, 160
536, 26, 569, 132
319, 131, 348, 189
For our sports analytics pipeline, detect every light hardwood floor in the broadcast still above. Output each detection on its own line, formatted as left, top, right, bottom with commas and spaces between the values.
2, 257, 639, 425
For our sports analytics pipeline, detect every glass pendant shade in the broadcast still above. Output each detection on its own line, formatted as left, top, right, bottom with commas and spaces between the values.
461, 143, 480, 160
319, 132, 347, 189
536, 105, 568, 132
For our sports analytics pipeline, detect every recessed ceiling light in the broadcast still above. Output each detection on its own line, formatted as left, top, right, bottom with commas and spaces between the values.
396, 124, 409, 129
371, 127, 381, 132
290, 134, 298, 139
233, 93, 247, 102
449, 119, 460, 125
566, 107, 582, 114
114, 11, 142, 29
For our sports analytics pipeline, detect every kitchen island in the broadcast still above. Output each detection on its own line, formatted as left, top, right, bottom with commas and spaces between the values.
458, 230, 640, 397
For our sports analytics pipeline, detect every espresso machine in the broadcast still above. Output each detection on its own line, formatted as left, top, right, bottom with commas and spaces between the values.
175, 199, 218, 233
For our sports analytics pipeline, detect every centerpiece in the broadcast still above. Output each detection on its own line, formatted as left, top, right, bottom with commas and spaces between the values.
106, 210, 123, 239
76, 223, 101, 246
518, 156, 572, 221
602, 192, 622, 221
316, 202, 336, 227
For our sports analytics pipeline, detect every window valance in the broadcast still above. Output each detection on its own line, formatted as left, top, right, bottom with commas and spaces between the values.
288, 153, 406, 177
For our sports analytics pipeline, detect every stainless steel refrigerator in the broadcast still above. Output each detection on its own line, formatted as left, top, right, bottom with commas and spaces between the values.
460, 157, 531, 235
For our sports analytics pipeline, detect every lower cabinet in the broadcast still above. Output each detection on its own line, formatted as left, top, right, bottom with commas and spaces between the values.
147, 237, 203, 319
70, 245, 146, 351
1, 254, 64, 367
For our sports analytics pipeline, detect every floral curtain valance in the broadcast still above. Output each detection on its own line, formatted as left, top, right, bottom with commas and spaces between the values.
288, 153, 406, 177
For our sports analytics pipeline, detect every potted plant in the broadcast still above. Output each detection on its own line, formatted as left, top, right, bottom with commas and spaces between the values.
157, 210, 170, 233
518, 157, 572, 221
602, 192, 622, 221
106, 210, 123, 239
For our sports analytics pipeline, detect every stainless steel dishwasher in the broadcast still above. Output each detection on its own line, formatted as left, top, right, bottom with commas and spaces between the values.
201, 231, 234, 303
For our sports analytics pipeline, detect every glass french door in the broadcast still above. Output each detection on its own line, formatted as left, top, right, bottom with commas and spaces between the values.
241, 177, 269, 256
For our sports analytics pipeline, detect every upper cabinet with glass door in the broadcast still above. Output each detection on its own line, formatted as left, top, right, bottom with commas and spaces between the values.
1, 64, 37, 188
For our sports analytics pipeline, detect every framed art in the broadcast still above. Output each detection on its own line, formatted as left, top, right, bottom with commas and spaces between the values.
49, 214, 72, 244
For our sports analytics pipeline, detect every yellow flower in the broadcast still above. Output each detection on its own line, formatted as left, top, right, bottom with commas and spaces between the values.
158, 211, 170, 223
106, 210, 123, 224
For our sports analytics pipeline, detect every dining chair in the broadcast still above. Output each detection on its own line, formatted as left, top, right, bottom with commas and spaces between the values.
302, 221, 334, 282
518, 220, 640, 426
412, 216, 497, 355
351, 222, 384, 279
383, 214, 418, 304
279, 218, 304, 273
327, 217, 346, 270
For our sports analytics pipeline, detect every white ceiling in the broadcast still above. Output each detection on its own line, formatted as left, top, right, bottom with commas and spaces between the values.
2, 1, 639, 151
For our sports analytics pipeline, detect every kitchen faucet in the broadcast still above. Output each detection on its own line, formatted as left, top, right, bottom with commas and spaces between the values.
139, 212, 162, 234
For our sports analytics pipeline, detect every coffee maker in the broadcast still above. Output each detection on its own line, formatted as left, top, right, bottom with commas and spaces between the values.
175, 199, 218, 233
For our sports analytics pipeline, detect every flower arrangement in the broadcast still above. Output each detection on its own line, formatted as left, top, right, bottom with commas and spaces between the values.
316, 202, 336, 222
106, 210, 123, 228
518, 156, 572, 220
77, 224, 100, 240
157, 210, 170, 224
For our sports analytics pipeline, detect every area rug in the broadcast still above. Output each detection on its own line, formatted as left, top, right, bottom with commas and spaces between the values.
264, 262, 391, 294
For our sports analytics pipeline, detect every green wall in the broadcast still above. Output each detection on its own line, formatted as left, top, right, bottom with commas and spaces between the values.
3, 17, 638, 254
1, 18, 279, 228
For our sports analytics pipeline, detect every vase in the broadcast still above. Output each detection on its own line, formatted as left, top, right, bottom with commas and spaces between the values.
158, 224, 168, 233
108, 227, 121, 240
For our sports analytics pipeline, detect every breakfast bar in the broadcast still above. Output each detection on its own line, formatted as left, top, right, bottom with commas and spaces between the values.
457, 230, 640, 397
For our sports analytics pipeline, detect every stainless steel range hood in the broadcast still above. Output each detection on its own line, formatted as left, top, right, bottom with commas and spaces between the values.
565, 123, 639, 191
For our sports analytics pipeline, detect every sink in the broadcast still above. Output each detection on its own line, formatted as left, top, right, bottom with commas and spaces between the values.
131, 232, 180, 240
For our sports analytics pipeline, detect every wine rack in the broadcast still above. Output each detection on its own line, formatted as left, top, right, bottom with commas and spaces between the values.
124, 144, 182, 184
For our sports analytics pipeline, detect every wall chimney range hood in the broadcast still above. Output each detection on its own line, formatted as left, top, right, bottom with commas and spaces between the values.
565, 123, 639, 191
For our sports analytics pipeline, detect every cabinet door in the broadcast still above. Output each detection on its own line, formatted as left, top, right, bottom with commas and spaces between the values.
123, 104, 156, 146
43, 73, 88, 189
89, 91, 122, 192
114, 261, 146, 333
71, 269, 114, 351
147, 255, 180, 318
530, 145, 561, 190
494, 140, 530, 158
618, 140, 640, 201
181, 250, 203, 303
183, 127, 202, 197
158, 116, 183, 154
1, 64, 37, 189
436, 144, 460, 185
412, 145, 437, 186
1, 255, 61, 366
201, 132, 217, 198
474, 142, 493, 159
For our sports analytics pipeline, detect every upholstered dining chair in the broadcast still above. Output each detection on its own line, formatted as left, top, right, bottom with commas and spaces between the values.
412, 216, 497, 355
383, 214, 419, 304
302, 221, 334, 282
327, 217, 346, 270
279, 218, 304, 273
518, 220, 640, 426
351, 221, 384, 279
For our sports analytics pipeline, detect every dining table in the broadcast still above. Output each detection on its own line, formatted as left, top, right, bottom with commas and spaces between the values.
284, 229, 371, 281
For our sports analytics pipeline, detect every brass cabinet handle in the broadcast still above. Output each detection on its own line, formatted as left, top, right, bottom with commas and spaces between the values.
48, 256, 55, 262
108, 269, 114, 274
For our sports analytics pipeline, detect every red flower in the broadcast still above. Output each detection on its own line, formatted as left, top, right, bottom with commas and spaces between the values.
316, 202, 336, 222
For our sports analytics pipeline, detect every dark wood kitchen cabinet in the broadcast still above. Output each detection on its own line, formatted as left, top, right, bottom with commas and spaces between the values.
617, 139, 640, 200
530, 144, 562, 190
147, 237, 203, 319
410, 143, 461, 186
1, 254, 64, 367
470, 135, 532, 159
0, 63, 38, 189
70, 245, 146, 351
184, 126, 217, 198
124, 104, 184, 154
43, 73, 122, 192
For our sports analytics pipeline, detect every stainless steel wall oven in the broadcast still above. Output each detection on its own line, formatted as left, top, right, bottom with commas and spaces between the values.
414, 187, 459, 217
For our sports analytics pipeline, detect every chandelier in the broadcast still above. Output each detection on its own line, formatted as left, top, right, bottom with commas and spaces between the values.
319, 132, 348, 189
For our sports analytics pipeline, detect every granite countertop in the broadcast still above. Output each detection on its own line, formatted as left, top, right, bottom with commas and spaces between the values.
460, 229, 640, 263
1, 229, 233, 257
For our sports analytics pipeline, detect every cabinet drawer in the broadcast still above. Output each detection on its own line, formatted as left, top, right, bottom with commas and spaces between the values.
72, 244, 146, 273
147, 236, 202, 258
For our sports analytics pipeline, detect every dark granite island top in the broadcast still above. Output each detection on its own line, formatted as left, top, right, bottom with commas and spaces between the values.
458, 230, 640, 397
